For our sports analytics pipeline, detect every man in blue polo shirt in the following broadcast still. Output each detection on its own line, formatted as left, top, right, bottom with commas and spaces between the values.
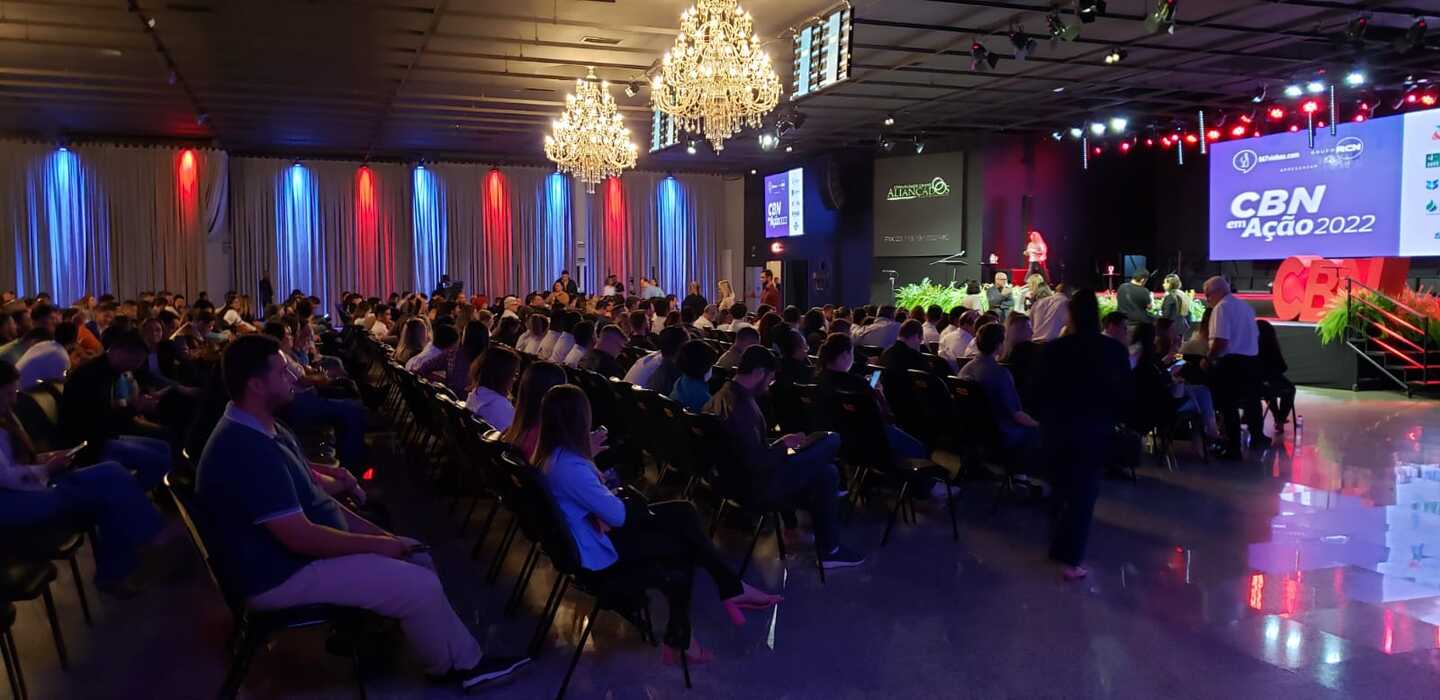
196, 335, 528, 691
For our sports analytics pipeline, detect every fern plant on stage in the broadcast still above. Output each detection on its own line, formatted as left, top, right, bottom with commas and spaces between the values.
1316, 287, 1440, 346
894, 278, 968, 312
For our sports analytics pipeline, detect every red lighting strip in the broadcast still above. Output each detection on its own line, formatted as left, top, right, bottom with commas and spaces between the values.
1371, 336, 1425, 370
1362, 316, 1425, 353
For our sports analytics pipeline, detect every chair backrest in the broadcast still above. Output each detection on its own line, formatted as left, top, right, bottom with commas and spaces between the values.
944, 376, 1000, 449
767, 379, 811, 434
164, 474, 245, 616
706, 365, 734, 395
631, 387, 689, 466
684, 411, 752, 501
13, 381, 63, 452
883, 369, 951, 448
828, 390, 894, 468
572, 368, 625, 437
501, 451, 585, 577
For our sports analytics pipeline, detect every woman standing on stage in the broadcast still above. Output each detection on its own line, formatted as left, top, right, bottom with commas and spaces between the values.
1024, 230, 1049, 282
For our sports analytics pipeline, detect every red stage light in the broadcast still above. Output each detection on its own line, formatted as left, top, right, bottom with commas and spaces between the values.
1120, 141, 1132, 153
1268, 107, 1285, 120
1239, 114, 1253, 124
1289, 124, 1300, 132
1184, 133, 1198, 144
1407, 93, 1420, 104
1230, 125, 1247, 137
1422, 93, 1438, 106
1206, 129, 1220, 140
1301, 100, 1320, 113
769, 240, 785, 255
1317, 121, 1326, 127
1144, 138, 1154, 147
1092, 146, 1102, 155
1355, 114, 1366, 122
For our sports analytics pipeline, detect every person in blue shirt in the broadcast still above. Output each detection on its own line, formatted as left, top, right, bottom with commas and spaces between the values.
536, 384, 779, 664
195, 335, 529, 691
668, 340, 716, 412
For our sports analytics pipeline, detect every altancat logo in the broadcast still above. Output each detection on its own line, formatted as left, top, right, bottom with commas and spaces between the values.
1429, 200, 1439, 215
885, 177, 952, 202
1428, 179, 1440, 190
1428, 153, 1440, 168
1232, 149, 1259, 174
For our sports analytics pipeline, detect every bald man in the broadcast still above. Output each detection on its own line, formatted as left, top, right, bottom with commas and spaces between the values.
1202, 276, 1267, 457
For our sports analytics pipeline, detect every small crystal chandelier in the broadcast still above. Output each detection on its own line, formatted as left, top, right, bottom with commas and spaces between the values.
652, 0, 782, 152
544, 67, 638, 193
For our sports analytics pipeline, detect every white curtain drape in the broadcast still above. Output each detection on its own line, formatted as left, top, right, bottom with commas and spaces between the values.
0, 141, 224, 303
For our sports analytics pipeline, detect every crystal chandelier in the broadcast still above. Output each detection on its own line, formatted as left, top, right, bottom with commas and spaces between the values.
544, 68, 638, 193
652, 0, 782, 152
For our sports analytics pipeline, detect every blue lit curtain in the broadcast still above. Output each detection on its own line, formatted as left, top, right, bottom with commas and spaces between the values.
505, 166, 574, 295
411, 166, 448, 296
275, 164, 327, 308
0, 144, 111, 303
588, 172, 722, 298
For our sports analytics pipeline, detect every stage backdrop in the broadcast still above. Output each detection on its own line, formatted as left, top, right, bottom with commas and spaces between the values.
873, 151, 967, 258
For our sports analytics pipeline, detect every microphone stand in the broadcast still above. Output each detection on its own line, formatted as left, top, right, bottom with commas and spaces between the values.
928, 251, 968, 285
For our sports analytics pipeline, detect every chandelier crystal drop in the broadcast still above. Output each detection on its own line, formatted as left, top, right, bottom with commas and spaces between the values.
544, 67, 638, 193
652, 0, 782, 152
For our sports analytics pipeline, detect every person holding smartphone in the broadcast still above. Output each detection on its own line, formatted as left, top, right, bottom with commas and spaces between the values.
0, 360, 176, 597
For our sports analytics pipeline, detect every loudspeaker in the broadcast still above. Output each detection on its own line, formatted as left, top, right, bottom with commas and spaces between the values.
821, 154, 846, 211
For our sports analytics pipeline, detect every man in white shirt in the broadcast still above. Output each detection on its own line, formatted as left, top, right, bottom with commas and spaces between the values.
694, 304, 717, 331
404, 340, 444, 373
938, 311, 976, 371
648, 298, 668, 334
548, 313, 577, 364
535, 322, 562, 359
368, 307, 391, 339
16, 327, 71, 385
851, 306, 900, 348
1204, 276, 1266, 457
1030, 287, 1070, 342
921, 306, 941, 344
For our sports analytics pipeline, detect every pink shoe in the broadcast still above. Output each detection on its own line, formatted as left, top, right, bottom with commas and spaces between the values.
722, 591, 782, 625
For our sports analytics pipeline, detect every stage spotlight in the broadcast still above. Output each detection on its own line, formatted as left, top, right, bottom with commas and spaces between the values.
1284, 84, 1303, 98
1306, 81, 1326, 94
1395, 17, 1427, 54
1206, 129, 1220, 140
1354, 113, 1366, 122
1251, 85, 1267, 103
686, 140, 697, 155
1089, 122, 1106, 136
624, 81, 641, 98
750, 169, 757, 175
1268, 106, 1286, 120
1145, 0, 1177, 35
1423, 93, 1438, 107
1103, 49, 1128, 64
785, 145, 793, 153
1009, 28, 1036, 61
1047, 12, 1080, 42
1343, 16, 1369, 43
879, 137, 895, 153
913, 136, 926, 154
1077, 0, 1106, 24
1344, 70, 1366, 87
1184, 133, 1198, 144
1119, 141, 1132, 153
1108, 116, 1128, 132
970, 42, 999, 71
758, 129, 780, 151
1069, 127, 1083, 139
1301, 99, 1320, 113
1230, 124, 1246, 137
1050, 130, 1064, 141
883, 114, 895, 126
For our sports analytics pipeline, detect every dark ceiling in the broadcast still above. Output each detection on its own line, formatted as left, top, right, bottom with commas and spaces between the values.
1, 0, 1437, 170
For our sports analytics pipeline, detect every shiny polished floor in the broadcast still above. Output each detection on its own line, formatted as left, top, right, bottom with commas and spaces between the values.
10, 387, 1440, 699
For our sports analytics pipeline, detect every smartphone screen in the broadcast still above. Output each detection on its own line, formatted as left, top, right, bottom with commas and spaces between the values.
869, 370, 881, 389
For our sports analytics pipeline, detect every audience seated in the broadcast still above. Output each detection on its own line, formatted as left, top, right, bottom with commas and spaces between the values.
501, 362, 567, 458
579, 325, 627, 379
703, 346, 864, 569
624, 326, 687, 394
0, 360, 178, 597
16, 325, 70, 386
547, 311, 577, 364
772, 327, 813, 388
1256, 320, 1296, 432
1030, 283, 1069, 342
262, 322, 370, 472
880, 320, 929, 378
412, 323, 460, 381
57, 328, 173, 489
852, 305, 900, 347
562, 318, 592, 368
938, 308, 976, 371
715, 326, 759, 369
1131, 323, 1220, 440
467, 346, 520, 431
395, 317, 430, 366
669, 340, 716, 412
515, 314, 548, 356
195, 335, 530, 690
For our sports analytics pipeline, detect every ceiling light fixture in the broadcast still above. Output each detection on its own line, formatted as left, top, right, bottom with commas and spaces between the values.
652, 0, 781, 152
1103, 49, 1127, 64
1251, 84, 1267, 103
686, 140, 698, 155
1394, 17, 1427, 54
1077, 0, 1106, 24
883, 114, 895, 126
913, 136, 926, 154
1069, 127, 1083, 139
1009, 26, 1036, 61
1306, 81, 1326, 94
970, 41, 999, 71
1284, 84, 1303, 98
757, 128, 780, 151
1090, 122, 1106, 136
1109, 116, 1128, 132
544, 67, 638, 193
1344, 70, 1366, 87
1051, 130, 1064, 141
1343, 15, 1369, 44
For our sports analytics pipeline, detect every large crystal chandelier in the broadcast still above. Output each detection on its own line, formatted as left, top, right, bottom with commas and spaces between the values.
544, 67, 638, 193
652, 0, 782, 152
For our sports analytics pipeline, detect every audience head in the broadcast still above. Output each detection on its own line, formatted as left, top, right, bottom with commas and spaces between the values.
54, 321, 78, 348
701, 304, 718, 321
1163, 274, 1182, 292
535, 384, 592, 466
926, 305, 943, 325
782, 306, 801, 324
657, 326, 688, 359
471, 346, 520, 396
495, 316, 521, 344
877, 305, 896, 321
818, 332, 853, 373
833, 305, 850, 321
801, 308, 825, 337
717, 279, 733, 297
527, 313, 549, 337
627, 310, 649, 337
687, 281, 701, 295
897, 319, 924, 349
222, 334, 293, 410
431, 323, 460, 350
571, 320, 595, 350
1131, 269, 1150, 285
262, 320, 293, 349
1068, 289, 1102, 335
734, 346, 777, 394
102, 327, 148, 370
676, 340, 717, 381
504, 361, 568, 447
729, 302, 748, 321
994, 271, 1009, 288
1202, 276, 1231, 305
596, 324, 627, 356
30, 303, 57, 333
757, 312, 783, 347
1102, 312, 1128, 342
761, 268, 775, 284
975, 323, 1005, 357
959, 310, 980, 332
649, 297, 666, 316
775, 327, 808, 361
733, 325, 759, 351
829, 318, 852, 336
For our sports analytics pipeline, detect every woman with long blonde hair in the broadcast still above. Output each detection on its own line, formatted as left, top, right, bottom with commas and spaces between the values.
394, 316, 431, 365
716, 279, 736, 311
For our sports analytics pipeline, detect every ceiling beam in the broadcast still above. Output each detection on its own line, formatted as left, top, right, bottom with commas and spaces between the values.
365, 0, 449, 161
